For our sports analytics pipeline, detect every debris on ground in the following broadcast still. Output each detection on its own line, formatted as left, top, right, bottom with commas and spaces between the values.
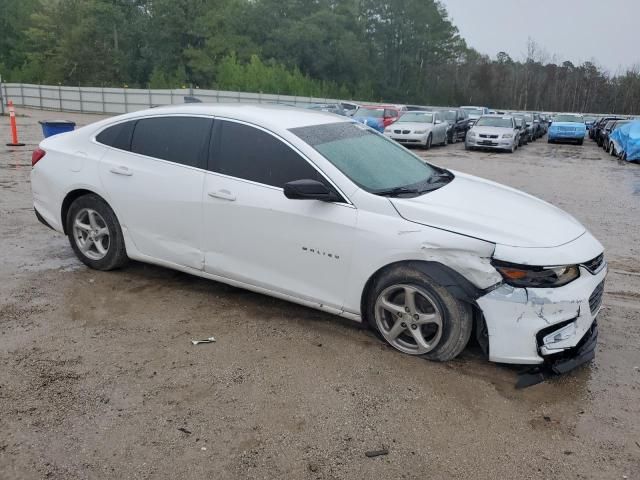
365, 447, 389, 458
177, 427, 192, 435
191, 337, 216, 345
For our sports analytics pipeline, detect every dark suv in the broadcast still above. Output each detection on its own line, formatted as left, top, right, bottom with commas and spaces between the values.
437, 108, 472, 143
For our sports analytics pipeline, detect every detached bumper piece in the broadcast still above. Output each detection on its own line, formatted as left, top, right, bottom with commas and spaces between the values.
516, 321, 598, 389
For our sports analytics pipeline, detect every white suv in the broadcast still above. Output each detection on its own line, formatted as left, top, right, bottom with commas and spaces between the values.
31, 104, 606, 370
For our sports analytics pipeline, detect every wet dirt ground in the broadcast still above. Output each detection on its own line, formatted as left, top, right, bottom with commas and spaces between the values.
1, 109, 639, 479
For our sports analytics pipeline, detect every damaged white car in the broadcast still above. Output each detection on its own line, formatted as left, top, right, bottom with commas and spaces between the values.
31, 104, 606, 374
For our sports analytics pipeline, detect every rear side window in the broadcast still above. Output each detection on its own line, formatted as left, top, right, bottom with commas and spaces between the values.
96, 121, 135, 150
211, 120, 323, 188
131, 116, 212, 168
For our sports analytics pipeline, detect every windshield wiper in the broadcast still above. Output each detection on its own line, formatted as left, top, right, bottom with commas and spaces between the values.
374, 186, 420, 197
427, 169, 454, 184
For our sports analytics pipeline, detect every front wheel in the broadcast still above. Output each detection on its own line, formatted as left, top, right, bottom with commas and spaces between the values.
367, 267, 473, 361
67, 194, 128, 271
424, 134, 433, 150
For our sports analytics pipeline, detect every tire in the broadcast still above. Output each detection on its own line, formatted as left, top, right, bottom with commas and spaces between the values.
424, 134, 432, 150
366, 267, 473, 362
548, 138, 554, 144
577, 139, 584, 146
66, 194, 128, 271
609, 144, 616, 156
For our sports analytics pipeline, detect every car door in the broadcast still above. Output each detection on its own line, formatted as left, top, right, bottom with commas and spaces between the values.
434, 112, 448, 143
97, 115, 212, 270
202, 119, 357, 311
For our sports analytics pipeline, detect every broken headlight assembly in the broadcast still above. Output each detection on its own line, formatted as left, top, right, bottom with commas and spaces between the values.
491, 260, 580, 288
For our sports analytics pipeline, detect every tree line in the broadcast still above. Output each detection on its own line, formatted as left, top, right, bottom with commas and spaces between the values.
1, 0, 638, 114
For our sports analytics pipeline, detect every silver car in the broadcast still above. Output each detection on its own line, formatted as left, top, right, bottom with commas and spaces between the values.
465, 115, 520, 153
384, 111, 449, 149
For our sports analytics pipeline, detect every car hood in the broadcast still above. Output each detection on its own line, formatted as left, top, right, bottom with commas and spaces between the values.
391, 122, 434, 131
470, 126, 512, 135
391, 171, 585, 248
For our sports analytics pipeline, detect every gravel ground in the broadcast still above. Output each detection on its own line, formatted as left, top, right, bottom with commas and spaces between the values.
1, 109, 639, 480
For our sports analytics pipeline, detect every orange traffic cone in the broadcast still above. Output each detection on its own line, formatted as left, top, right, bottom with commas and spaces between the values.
6, 100, 25, 147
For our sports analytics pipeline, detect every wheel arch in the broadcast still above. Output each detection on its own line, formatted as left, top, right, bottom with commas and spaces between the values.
61, 189, 109, 234
359, 260, 485, 326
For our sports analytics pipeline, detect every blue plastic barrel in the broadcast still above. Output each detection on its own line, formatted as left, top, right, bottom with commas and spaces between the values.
39, 120, 76, 138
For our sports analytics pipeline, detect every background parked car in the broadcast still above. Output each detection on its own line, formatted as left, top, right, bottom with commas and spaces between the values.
460, 106, 490, 120
548, 113, 586, 144
603, 120, 630, 155
592, 116, 625, 144
339, 102, 360, 116
514, 118, 528, 146
384, 110, 449, 149
306, 103, 347, 116
465, 115, 520, 152
438, 108, 471, 143
511, 113, 534, 143
584, 115, 598, 131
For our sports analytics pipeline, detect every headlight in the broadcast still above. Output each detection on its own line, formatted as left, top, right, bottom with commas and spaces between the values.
384, 128, 392, 133
492, 261, 580, 288
502, 134, 513, 139
468, 131, 476, 137
414, 130, 427, 134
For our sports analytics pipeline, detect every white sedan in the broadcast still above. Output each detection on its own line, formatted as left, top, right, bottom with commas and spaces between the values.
31, 104, 606, 370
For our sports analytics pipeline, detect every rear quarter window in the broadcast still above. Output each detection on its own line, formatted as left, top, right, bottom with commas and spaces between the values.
96, 121, 136, 151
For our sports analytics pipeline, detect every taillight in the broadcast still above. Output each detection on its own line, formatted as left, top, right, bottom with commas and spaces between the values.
32, 148, 46, 167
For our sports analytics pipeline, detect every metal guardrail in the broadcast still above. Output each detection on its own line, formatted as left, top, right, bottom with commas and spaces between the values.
0, 82, 367, 115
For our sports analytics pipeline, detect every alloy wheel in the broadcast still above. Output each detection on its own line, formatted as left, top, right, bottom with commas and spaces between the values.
72, 208, 110, 261
374, 284, 443, 355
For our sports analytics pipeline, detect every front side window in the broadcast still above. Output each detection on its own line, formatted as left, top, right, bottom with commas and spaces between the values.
475, 117, 514, 128
211, 120, 323, 188
290, 122, 438, 193
130, 116, 212, 168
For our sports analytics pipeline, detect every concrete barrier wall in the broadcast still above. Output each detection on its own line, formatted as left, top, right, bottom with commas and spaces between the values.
0, 83, 372, 115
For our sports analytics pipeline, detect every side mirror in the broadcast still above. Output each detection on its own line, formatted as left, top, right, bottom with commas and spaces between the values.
435, 120, 442, 124
283, 179, 342, 202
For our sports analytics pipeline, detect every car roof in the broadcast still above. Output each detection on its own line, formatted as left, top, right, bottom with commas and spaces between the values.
481, 114, 514, 119
105, 103, 351, 130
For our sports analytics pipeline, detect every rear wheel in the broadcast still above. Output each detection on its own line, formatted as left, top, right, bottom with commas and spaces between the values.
367, 267, 473, 362
577, 139, 584, 145
67, 194, 128, 271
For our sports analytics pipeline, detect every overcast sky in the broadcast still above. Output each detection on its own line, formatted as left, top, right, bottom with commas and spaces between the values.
439, 0, 639, 74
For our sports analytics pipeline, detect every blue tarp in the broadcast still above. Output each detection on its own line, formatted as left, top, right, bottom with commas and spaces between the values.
610, 120, 640, 161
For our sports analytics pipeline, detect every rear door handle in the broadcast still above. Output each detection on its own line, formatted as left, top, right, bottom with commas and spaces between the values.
208, 189, 236, 201
109, 166, 133, 176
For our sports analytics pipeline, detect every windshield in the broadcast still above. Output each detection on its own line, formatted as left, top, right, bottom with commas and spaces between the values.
290, 122, 438, 193
439, 110, 457, 121
354, 108, 384, 119
462, 107, 483, 116
475, 117, 513, 128
397, 112, 433, 123
554, 114, 584, 123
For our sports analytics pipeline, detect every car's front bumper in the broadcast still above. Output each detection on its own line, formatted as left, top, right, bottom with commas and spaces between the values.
476, 262, 607, 365
466, 136, 515, 150
384, 132, 428, 146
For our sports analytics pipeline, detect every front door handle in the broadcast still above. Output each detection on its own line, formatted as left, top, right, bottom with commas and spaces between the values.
109, 166, 133, 176
208, 189, 236, 201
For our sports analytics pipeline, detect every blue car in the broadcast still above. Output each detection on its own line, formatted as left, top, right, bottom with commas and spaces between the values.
548, 114, 587, 145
